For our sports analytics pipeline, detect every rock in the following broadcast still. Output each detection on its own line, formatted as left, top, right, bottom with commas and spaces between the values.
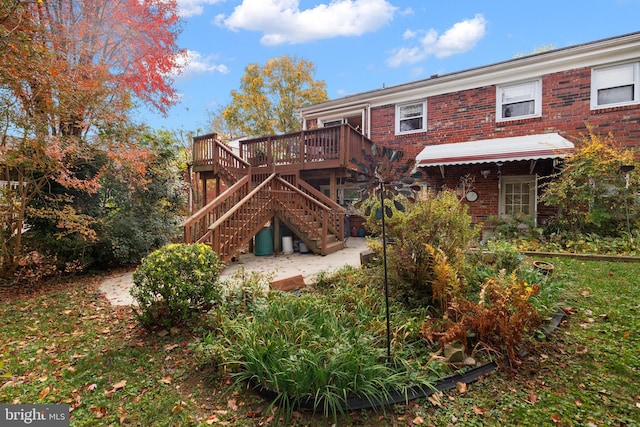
444, 341, 465, 363
463, 356, 476, 366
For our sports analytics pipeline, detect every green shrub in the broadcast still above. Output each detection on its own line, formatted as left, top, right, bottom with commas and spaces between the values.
365, 190, 478, 310
130, 243, 224, 328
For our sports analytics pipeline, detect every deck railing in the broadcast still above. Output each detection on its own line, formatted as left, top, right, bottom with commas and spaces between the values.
238, 124, 372, 170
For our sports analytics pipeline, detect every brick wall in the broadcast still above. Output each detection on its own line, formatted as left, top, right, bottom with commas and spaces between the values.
368, 66, 640, 224
370, 67, 640, 150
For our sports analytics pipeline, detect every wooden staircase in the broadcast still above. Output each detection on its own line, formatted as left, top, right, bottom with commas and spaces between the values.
182, 135, 349, 262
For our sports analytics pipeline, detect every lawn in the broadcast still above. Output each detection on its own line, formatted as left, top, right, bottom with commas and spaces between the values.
1, 257, 639, 426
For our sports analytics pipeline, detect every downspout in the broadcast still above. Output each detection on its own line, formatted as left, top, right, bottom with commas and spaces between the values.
366, 104, 371, 138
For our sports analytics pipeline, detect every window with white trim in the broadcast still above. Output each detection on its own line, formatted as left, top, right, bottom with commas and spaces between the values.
591, 62, 639, 109
500, 175, 536, 218
496, 80, 541, 121
395, 101, 426, 134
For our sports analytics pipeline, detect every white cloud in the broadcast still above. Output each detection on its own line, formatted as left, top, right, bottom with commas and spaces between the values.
217, 0, 397, 45
403, 29, 417, 39
177, 0, 225, 18
172, 50, 230, 77
387, 14, 487, 67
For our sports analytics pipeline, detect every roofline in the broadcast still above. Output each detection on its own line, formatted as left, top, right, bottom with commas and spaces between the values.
300, 31, 640, 115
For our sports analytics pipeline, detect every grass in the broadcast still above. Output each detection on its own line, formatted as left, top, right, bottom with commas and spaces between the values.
1, 257, 639, 426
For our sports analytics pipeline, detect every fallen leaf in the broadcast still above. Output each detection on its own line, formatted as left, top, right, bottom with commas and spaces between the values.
412, 415, 425, 425
427, 392, 442, 407
87, 383, 97, 391
576, 345, 589, 355
575, 399, 582, 406
118, 406, 128, 425
227, 398, 238, 411
91, 407, 107, 419
551, 414, 562, 423
164, 343, 179, 351
456, 382, 467, 394
527, 391, 538, 404
472, 405, 487, 416
111, 380, 127, 391
624, 331, 630, 338
160, 376, 172, 384
39, 386, 50, 399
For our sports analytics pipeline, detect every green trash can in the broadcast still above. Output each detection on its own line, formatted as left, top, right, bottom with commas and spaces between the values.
255, 227, 273, 256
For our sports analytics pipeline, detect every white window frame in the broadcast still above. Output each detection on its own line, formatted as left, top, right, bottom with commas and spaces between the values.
591, 62, 640, 109
321, 118, 346, 127
496, 80, 541, 121
395, 101, 426, 135
499, 175, 537, 221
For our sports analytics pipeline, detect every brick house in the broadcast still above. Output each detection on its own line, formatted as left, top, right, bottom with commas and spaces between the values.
187, 32, 639, 259
297, 31, 640, 231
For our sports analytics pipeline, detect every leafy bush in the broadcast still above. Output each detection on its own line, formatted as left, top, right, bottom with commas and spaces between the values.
130, 243, 224, 328
364, 190, 478, 310
539, 128, 638, 237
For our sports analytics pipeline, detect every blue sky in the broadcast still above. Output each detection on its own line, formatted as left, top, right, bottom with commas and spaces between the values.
137, 0, 640, 133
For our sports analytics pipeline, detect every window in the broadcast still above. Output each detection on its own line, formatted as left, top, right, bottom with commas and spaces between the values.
322, 119, 345, 127
591, 62, 639, 109
320, 184, 362, 206
500, 176, 536, 218
496, 80, 541, 121
396, 101, 426, 134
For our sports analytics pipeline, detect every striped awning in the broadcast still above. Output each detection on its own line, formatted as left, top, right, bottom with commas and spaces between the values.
415, 133, 574, 167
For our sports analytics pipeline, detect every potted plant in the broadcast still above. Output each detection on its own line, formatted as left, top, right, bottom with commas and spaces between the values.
252, 149, 267, 166
533, 260, 554, 276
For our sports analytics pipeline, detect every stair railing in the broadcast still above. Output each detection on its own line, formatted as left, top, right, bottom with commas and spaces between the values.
295, 178, 346, 240
216, 140, 251, 184
181, 175, 252, 245
271, 176, 331, 253
209, 173, 278, 261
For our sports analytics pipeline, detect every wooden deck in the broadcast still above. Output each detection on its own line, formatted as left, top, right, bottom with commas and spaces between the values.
186, 125, 374, 261
193, 124, 372, 174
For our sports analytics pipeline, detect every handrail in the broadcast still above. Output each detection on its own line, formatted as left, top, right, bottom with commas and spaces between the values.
180, 175, 250, 227
296, 179, 345, 239
218, 140, 251, 168
181, 175, 251, 245
274, 175, 332, 209
272, 176, 331, 251
209, 173, 277, 230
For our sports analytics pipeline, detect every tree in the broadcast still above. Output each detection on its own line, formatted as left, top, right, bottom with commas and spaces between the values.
18, 126, 187, 273
0, 0, 184, 275
206, 105, 242, 142
223, 55, 328, 137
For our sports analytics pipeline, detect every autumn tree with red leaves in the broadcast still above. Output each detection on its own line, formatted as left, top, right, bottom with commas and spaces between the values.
0, 0, 184, 276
